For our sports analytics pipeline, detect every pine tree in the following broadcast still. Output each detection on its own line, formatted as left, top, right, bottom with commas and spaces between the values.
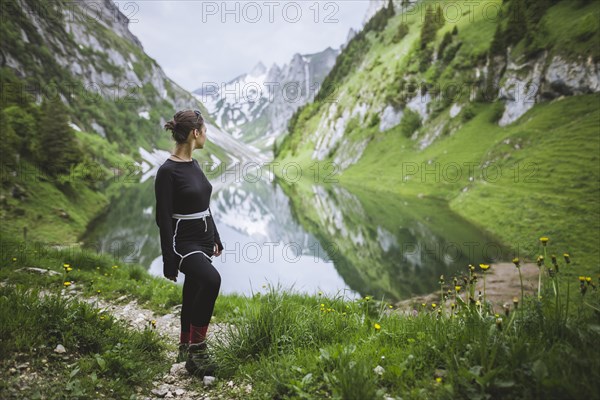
420, 5, 437, 50
505, 0, 527, 46
438, 32, 453, 60
35, 98, 83, 177
0, 109, 19, 167
452, 25, 458, 35
435, 5, 445, 29
489, 24, 505, 56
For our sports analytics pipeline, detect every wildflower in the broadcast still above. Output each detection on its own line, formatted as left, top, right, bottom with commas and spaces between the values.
12, 257, 16, 262
112, 265, 119, 269
455, 285, 461, 293
475, 300, 481, 306
151, 320, 156, 329
373, 365, 385, 375
63, 263, 70, 268
432, 303, 437, 309
421, 303, 426, 307
451, 303, 456, 310
479, 264, 490, 271
320, 303, 325, 308
551, 255, 558, 267
318, 291, 323, 296
539, 237, 549, 246
512, 258, 520, 268
388, 305, 393, 309
513, 297, 519, 309
579, 276, 586, 282
97, 290, 101, 294
100, 315, 105, 320
536, 255, 544, 267
435, 377, 442, 384
503, 303, 510, 316
495, 317, 503, 331
365, 296, 371, 301
439, 275, 445, 284
468, 264, 475, 272
586, 277, 592, 283
563, 253, 570, 264
374, 323, 381, 330
63, 281, 71, 287
66, 267, 73, 273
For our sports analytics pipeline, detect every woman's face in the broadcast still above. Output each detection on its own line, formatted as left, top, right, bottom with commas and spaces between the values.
194, 125, 207, 149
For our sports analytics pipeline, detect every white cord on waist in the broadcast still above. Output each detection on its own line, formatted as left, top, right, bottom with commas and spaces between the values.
172, 208, 211, 232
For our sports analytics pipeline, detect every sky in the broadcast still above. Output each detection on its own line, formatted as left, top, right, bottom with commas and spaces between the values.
126, 0, 372, 92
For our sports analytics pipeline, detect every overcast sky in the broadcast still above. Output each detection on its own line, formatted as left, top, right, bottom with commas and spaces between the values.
126, 0, 371, 92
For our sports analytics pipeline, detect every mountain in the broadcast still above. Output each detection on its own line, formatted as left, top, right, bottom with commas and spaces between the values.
0, 0, 259, 242
275, 0, 600, 269
193, 47, 340, 152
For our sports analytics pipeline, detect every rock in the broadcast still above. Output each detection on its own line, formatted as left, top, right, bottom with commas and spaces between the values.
170, 362, 186, 375
373, 365, 385, 375
174, 389, 185, 396
203, 376, 216, 387
54, 344, 66, 354
16, 363, 29, 370
151, 387, 169, 398
16, 267, 60, 276
163, 374, 176, 384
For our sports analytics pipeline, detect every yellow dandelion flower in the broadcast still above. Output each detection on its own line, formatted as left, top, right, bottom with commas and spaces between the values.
63, 281, 71, 287
12, 257, 17, 262
479, 264, 490, 270
432, 303, 437, 308
388, 305, 393, 309
512, 258, 520, 267
563, 253, 570, 264
320, 303, 325, 308
365, 296, 371, 301
455, 285, 461, 292
579, 276, 586, 282
374, 323, 381, 330
539, 237, 549, 245
435, 377, 442, 383
63, 263, 70, 268
475, 300, 481, 306
100, 315, 105, 320
97, 290, 101, 294
586, 277, 592, 283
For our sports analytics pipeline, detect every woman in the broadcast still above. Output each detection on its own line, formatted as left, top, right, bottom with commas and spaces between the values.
154, 109, 224, 377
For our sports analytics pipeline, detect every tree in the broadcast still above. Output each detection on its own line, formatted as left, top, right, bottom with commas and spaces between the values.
0, 109, 19, 167
4, 105, 37, 159
34, 98, 83, 177
505, 0, 527, 46
438, 32, 453, 61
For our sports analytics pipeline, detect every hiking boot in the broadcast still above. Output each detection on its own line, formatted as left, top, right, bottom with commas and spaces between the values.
185, 342, 217, 377
176, 343, 189, 363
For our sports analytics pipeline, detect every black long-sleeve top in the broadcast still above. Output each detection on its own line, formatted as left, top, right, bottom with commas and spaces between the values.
154, 158, 223, 277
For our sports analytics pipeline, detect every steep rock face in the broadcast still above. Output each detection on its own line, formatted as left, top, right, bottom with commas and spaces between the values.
2, 0, 207, 147
498, 53, 600, 126
195, 47, 340, 151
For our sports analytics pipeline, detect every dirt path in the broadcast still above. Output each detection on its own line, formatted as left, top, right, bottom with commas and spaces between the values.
394, 262, 540, 312
75, 295, 237, 400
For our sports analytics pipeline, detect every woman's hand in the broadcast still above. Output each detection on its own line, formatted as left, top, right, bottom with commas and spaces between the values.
214, 243, 222, 257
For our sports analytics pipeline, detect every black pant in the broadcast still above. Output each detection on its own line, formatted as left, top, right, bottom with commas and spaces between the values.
180, 252, 221, 329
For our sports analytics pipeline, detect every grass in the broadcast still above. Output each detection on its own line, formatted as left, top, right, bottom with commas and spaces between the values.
1, 235, 599, 399
208, 276, 600, 400
0, 285, 167, 399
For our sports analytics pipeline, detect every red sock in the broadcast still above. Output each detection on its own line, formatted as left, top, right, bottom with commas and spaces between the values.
180, 331, 190, 344
190, 324, 209, 344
